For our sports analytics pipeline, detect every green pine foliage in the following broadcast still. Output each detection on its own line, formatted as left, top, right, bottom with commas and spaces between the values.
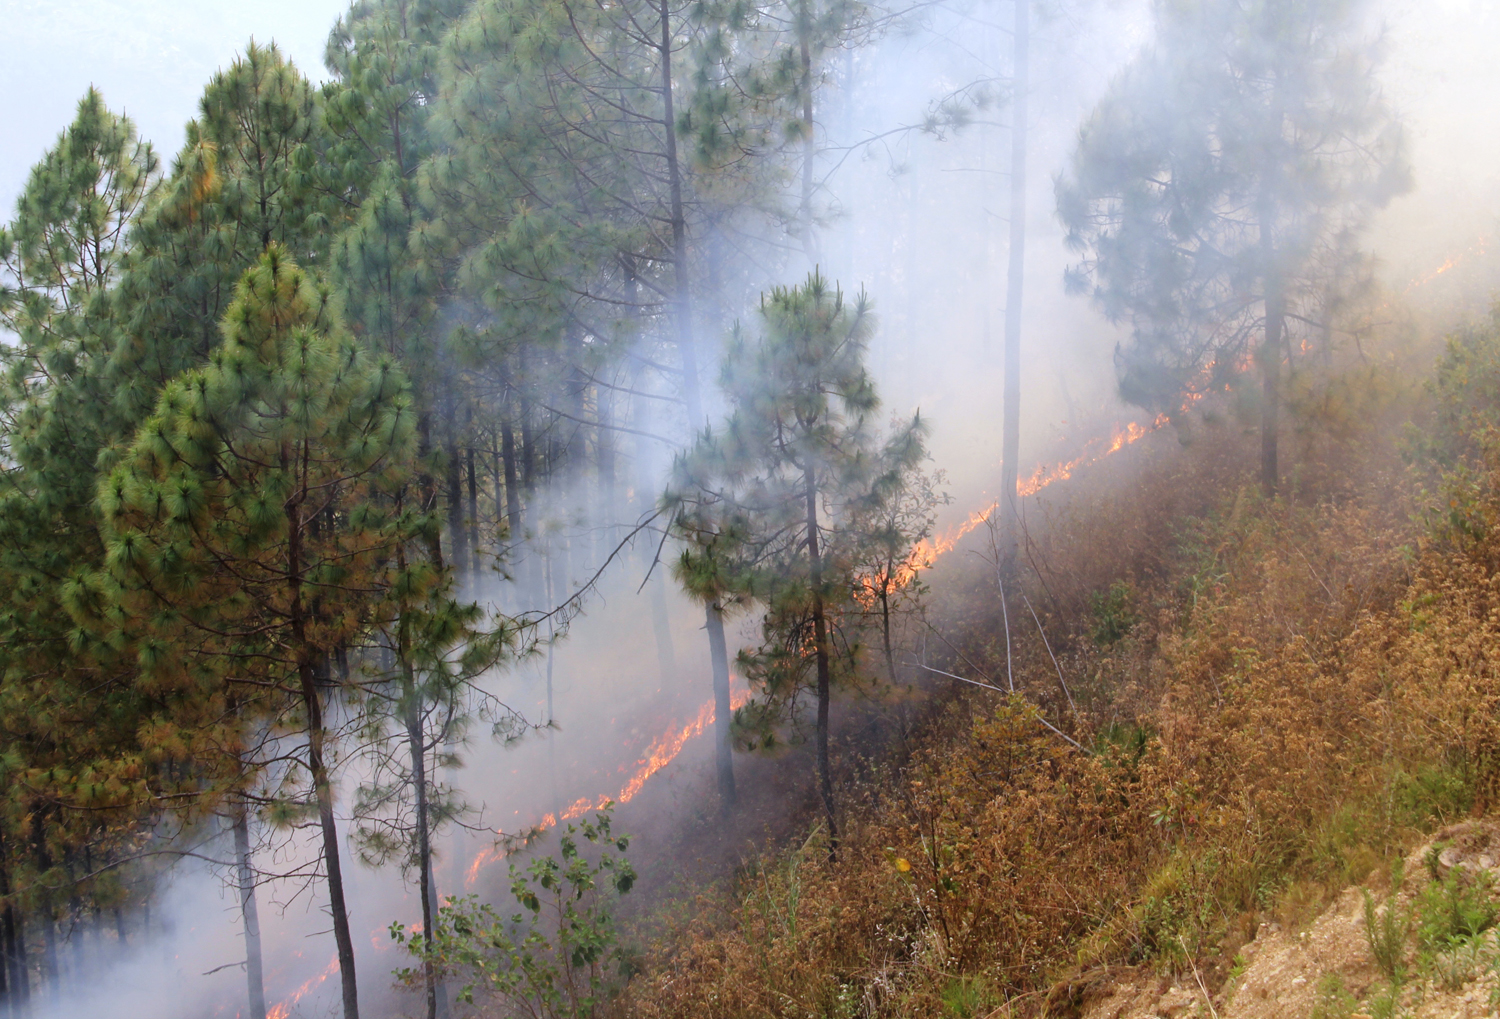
667, 272, 929, 835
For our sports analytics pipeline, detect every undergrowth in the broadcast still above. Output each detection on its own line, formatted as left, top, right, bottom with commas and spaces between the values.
610, 318, 1500, 1018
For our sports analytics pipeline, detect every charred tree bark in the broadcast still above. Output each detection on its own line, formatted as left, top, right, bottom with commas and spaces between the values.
999, 0, 1029, 578
233, 806, 267, 1019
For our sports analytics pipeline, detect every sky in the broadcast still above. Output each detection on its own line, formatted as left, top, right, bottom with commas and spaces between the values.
0, 0, 352, 219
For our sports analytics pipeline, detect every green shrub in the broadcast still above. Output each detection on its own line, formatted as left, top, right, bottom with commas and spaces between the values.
1089, 581, 1137, 646
1416, 866, 1497, 953
1363, 860, 1410, 982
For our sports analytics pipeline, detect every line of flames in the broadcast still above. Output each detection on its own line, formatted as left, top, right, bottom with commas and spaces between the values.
465, 686, 754, 888
267, 958, 340, 1019
886, 413, 1168, 590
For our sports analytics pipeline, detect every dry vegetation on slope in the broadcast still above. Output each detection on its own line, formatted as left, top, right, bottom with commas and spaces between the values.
601, 310, 1500, 1019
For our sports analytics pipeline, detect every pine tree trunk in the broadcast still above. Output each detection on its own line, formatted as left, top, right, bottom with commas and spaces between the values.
500, 417, 523, 544
704, 603, 737, 808
1262, 288, 1283, 497
233, 806, 268, 1019
298, 663, 360, 1019
1, 861, 28, 1009
466, 444, 480, 576
444, 397, 467, 586
803, 469, 838, 852
0, 865, 8, 1017
1260, 203, 1283, 497
287, 492, 360, 1019
402, 665, 442, 1019
31, 822, 57, 1001
999, 0, 1029, 578
798, 0, 818, 261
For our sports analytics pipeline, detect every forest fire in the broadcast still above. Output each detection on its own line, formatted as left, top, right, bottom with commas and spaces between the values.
888, 413, 1167, 587
266, 958, 340, 1019
465, 687, 754, 888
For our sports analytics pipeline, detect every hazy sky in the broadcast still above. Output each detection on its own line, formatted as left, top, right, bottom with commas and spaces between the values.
1, 0, 351, 218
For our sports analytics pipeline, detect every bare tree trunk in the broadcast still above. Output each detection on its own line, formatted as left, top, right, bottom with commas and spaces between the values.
1, 857, 28, 1011
287, 495, 359, 1019
402, 662, 442, 1019
1260, 201, 1282, 497
1262, 286, 1283, 497
233, 806, 267, 1019
466, 444, 480, 576
657, 0, 740, 814
798, 0, 819, 262
1000, 0, 1029, 578
444, 395, 467, 587
705, 604, 737, 808
803, 469, 838, 852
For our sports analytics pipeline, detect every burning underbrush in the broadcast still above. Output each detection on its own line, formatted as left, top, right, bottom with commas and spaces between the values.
598, 328, 1500, 1018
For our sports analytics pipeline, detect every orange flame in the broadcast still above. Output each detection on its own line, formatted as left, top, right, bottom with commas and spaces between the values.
267, 957, 339, 1019
882, 415, 1166, 591
465, 687, 753, 888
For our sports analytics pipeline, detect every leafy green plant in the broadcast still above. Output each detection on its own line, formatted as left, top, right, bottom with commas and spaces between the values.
939, 975, 990, 1018
1363, 859, 1410, 982
1415, 865, 1497, 954
1089, 581, 1137, 646
392, 809, 635, 1018
1310, 972, 1358, 1019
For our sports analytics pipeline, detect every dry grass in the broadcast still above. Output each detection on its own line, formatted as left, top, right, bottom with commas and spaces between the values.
610, 330, 1500, 1019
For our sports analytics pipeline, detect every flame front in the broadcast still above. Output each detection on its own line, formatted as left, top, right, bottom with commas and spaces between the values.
267, 957, 339, 1019
466, 687, 753, 888
886, 414, 1166, 591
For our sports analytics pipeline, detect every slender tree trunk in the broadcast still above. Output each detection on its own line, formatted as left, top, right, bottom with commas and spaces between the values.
500, 417, 523, 541
803, 469, 838, 851
466, 444, 480, 576
444, 396, 467, 586
401, 656, 442, 1019
999, 0, 1029, 578
656, 0, 741, 815
31, 822, 56, 1001
1261, 286, 1283, 497
705, 604, 737, 808
798, 0, 818, 261
880, 586, 897, 683
658, 0, 702, 427
0, 859, 9, 1018
297, 663, 359, 1019
1, 859, 28, 1010
233, 806, 267, 1019
287, 492, 360, 1019
1260, 202, 1282, 497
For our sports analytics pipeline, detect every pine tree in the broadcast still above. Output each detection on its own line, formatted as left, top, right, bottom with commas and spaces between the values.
0, 90, 161, 1006
107, 41, 343, 425
666, 272, 925, 843
97, 247, 420, 1019
352, 531, 529, 1019
1056, 0, 1409, 494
